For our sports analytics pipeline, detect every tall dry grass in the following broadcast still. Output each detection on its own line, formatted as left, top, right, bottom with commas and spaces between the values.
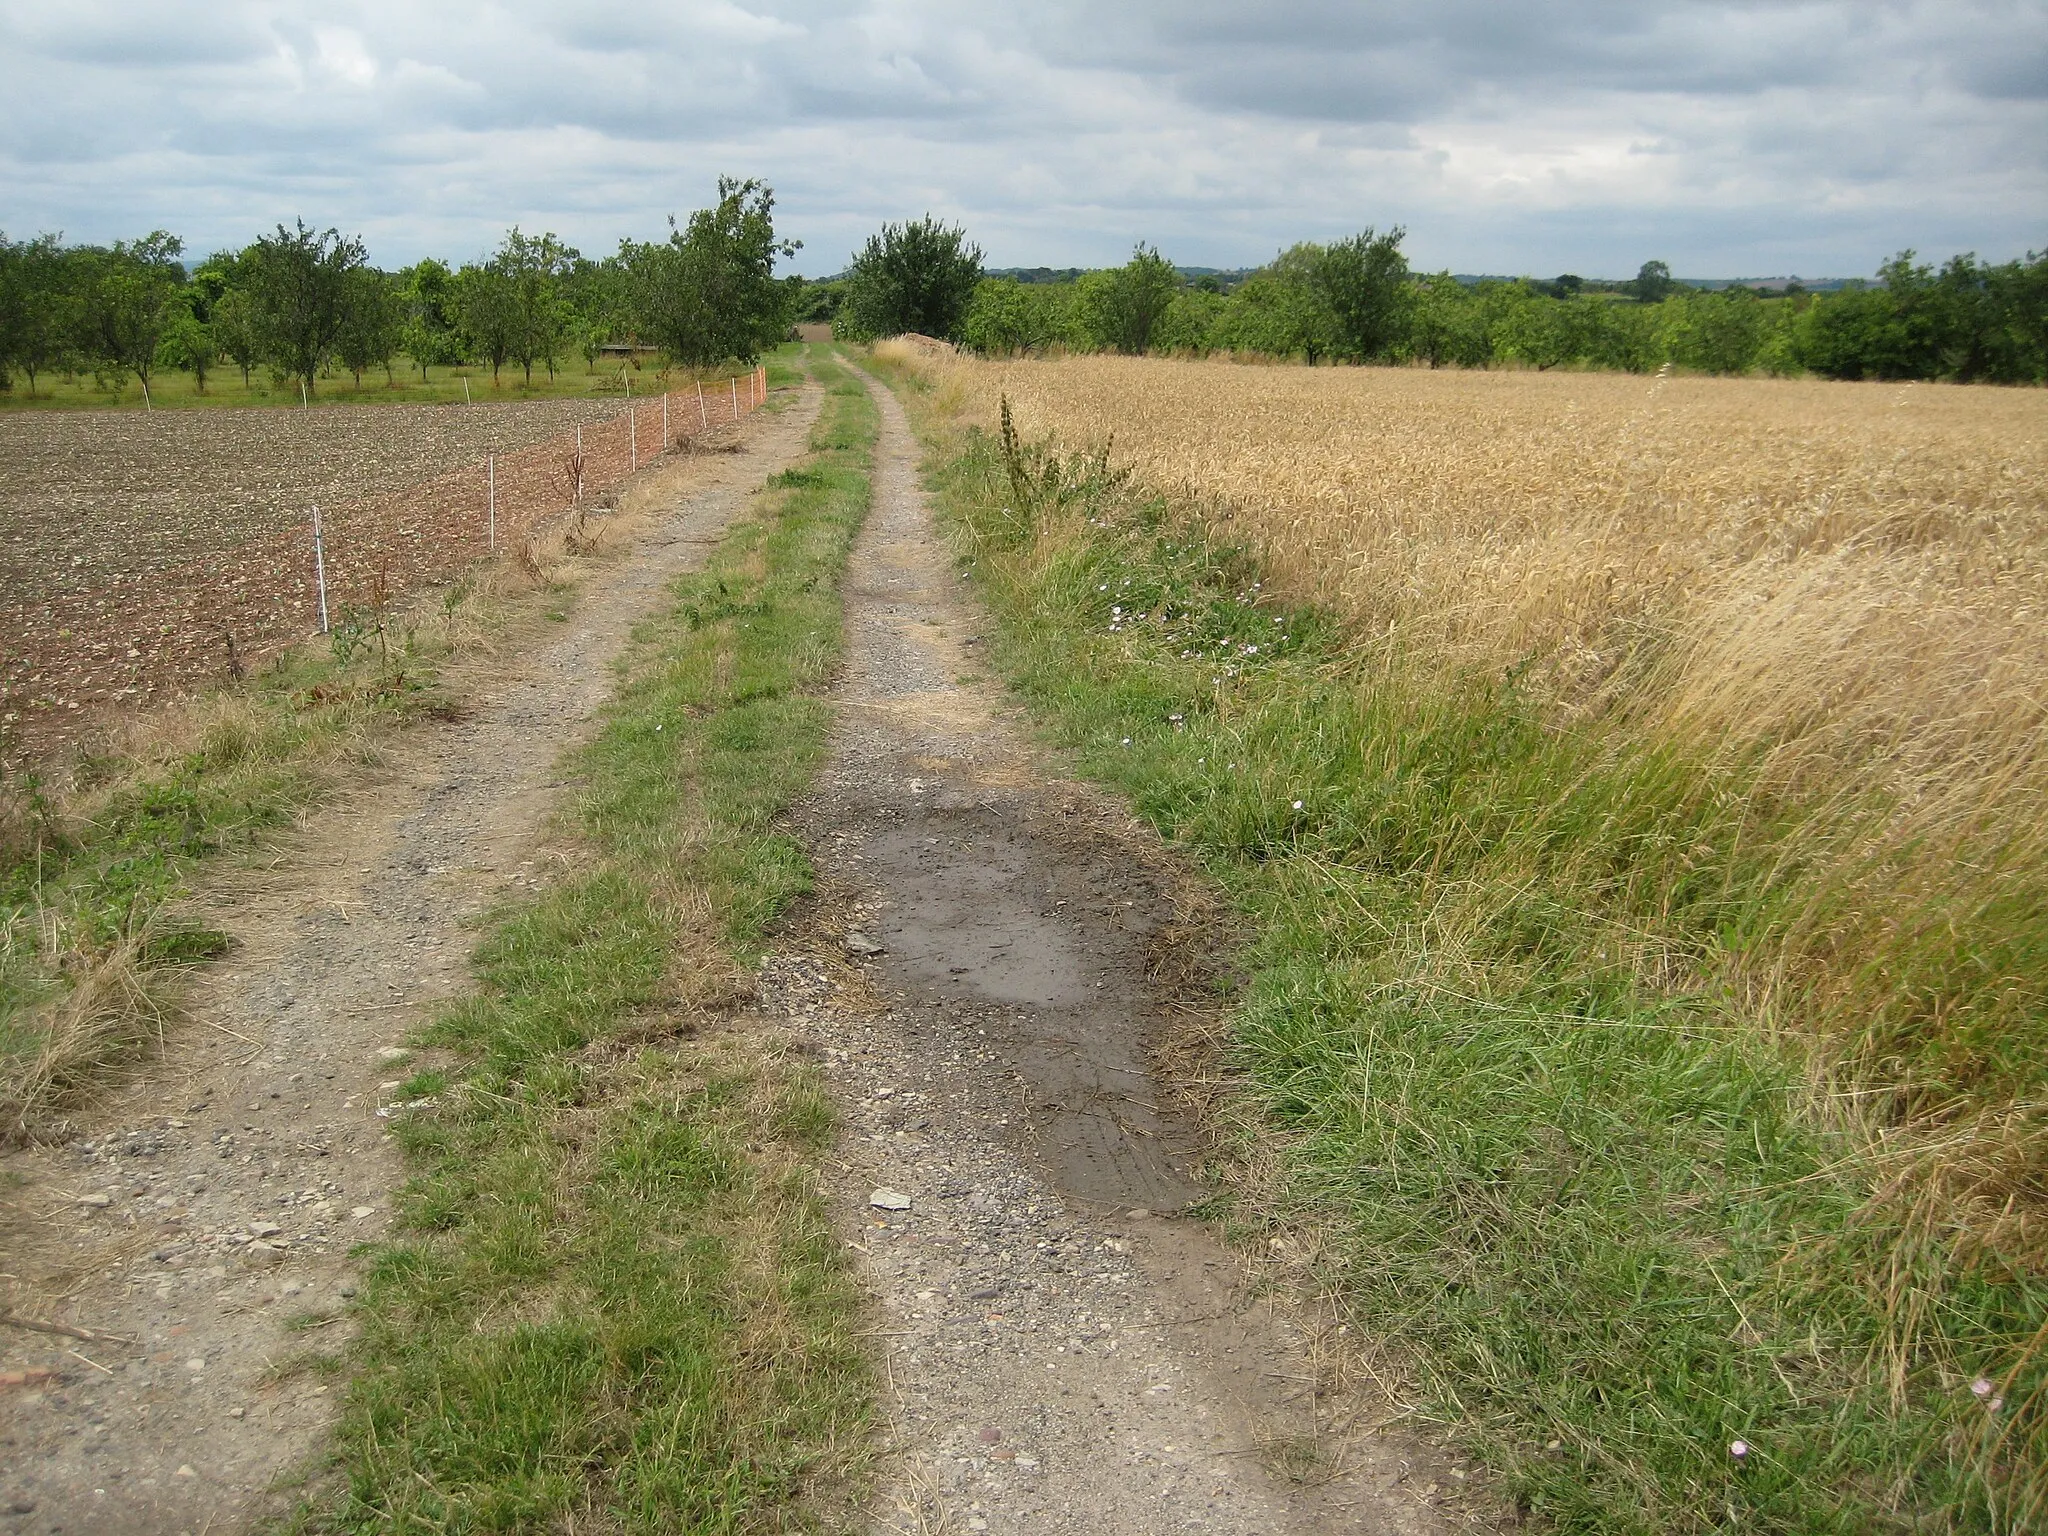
933, 353, 2048, 1246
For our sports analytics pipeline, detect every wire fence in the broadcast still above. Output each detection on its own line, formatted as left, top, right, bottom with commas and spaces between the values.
304, 367, 767, 629
1, 367, 767, 766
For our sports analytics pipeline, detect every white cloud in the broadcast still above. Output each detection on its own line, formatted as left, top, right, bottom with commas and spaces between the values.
0, 0, 2038, 277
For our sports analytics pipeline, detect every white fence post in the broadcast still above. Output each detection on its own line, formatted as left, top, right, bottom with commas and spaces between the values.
697, 381, 707, 431
311, 504, 331, 634
487, 453, 496, 551
575, 425, 584, 501
663, 392, 669, 448
629, 402, 637, 471
731, 376, 738, 420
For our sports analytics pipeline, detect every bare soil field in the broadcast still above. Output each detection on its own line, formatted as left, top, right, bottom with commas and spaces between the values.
0, 383, 762, 768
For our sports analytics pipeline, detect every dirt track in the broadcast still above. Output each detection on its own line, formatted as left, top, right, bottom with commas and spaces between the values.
766, 373, 1456, 1534
0, 389, 820, 1535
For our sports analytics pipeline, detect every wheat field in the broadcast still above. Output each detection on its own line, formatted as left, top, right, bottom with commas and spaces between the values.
922, 350, 2048, 1236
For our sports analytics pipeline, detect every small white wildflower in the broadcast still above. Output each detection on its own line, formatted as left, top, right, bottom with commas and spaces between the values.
1292, 799, 1304, 810
1972, 1377, 1995, 1398
1729, 1440, 1749, 1462
1121, 737, 1132, 746
1990, 1396, 2005, 1412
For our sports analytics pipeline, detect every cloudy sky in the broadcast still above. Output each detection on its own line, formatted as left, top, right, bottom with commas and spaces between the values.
1, 1, 2042, 279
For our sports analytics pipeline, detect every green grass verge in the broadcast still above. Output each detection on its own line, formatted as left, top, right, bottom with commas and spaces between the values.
878, 365, 2044, 1534
296, 350, 877, 1532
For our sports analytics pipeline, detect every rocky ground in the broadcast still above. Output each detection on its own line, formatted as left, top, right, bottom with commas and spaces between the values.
0, 388, 820, 1536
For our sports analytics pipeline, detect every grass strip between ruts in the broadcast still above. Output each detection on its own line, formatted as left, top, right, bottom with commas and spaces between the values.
871, 359, 2045, 1536
294, 349, 877, 1533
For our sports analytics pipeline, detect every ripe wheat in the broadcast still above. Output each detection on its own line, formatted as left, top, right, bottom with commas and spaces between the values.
937, 352, 2048, 1243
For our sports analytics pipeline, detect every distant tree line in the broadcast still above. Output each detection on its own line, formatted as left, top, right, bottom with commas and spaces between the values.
0, 178, 798, 399
820, 222, 2048, 384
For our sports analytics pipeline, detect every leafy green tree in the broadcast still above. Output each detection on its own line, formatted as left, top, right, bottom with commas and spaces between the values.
562, 255, 628, 371
1209, 249, 1337, 362
211, 286, 263, 387
1150, 289, 1223, 355
1792, 252, 1949, 381
336, 267, 402, 386
455, 260, 517, 382
398, 259, 462, 380
1314, 227, 1410, 362
75, 231, 186, 397
839, 216, 984, 342
1658, 289, 1767, 374
961, 278, 1036, 355
0, 233, 75, 394
247, 220, 366, 396
1077, 245, 1180, 354
1628, 260, 1675, 304
1405, 272, 1489, 368
154, 290, 214, 392
961, 278, 1080, 355
497, 228, 576, 383
1931, 251, 2048, 383
625, 177, 798, 367
1582, 299, 1661, 373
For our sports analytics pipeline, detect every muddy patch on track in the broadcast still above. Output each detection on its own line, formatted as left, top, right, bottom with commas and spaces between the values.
767, 373, 1462, 1534
0, 386, 820, 1536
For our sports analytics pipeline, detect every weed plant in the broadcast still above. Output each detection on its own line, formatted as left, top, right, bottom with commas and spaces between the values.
299, 354, 878, 1531
895, 372, 2047, 1533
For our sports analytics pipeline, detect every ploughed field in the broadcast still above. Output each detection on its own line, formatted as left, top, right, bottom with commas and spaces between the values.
0, 399, 625, 765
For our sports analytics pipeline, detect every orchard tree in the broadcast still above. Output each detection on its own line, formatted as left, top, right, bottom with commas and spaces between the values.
336, 267, 402, 386
455, 259, 517, 381
247, 220, 366, 395
1078, 245, 1180, 354
211, 287, 263, 386
1629, 260, 1675, 304
154, 290, 214, 392
0, 232, 74, 395
626, 177, 799, 367
398, 259, 462, 379
840, 216, 984, 341
497, 228, 576, 382
1314, 226, 1410, 362
76, 231, 186, 399
562, 254, 628, 371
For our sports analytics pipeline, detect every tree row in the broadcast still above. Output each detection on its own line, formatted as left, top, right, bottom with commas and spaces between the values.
0, 178, 796, 400
825, 223, 2048, 384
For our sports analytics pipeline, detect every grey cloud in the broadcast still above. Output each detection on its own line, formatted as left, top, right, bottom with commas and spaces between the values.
0, 0, 2039, 278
